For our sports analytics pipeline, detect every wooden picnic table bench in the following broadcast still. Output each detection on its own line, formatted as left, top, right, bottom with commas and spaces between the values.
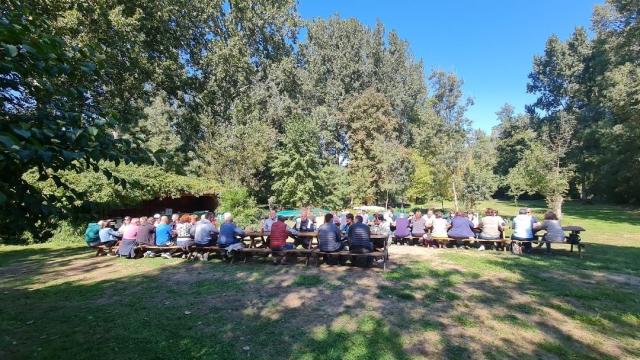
510, 226, 586, 257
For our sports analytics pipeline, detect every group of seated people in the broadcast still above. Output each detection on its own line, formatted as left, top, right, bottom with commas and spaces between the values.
86, 206, 565, 261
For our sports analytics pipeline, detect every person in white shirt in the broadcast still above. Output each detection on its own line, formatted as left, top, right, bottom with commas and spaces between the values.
512, 208, 535, 253
431, 211, 450, 240
423, 209, 436, 228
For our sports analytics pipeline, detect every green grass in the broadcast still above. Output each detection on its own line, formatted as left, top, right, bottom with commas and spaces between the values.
0, 200, 639, 359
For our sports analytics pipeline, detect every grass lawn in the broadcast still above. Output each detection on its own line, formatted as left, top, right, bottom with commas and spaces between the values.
1, 200, 639, 359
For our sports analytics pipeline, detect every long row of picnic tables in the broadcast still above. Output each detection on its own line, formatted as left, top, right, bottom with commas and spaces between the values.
240, 231, 390, 269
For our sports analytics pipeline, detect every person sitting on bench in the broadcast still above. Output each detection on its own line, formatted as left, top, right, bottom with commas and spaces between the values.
348, 215, 372, 253
98, 220, 120, 249
117, 217, 139, 258
269, 216, 297, 252
448, 211, 475, 248
511, 208, 536, 253
293, 209, 315, 248
191, 213, 218, 261
478, 208, 503, 250
319, 213, 345, 252
218, 212, 245, 253
155, 216, 174, 259
430, 211, 450, 244
534, 211, 564, 254
411, 211, 427, 241
393, 213, 411, 243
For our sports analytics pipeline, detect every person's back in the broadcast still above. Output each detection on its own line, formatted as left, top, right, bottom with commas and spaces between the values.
193, 219, 216, 245
512, 214, 534, 239
448, 216, 475, 239
84, 223, 100, 246
269, 220, 289, 249
155, 222, 172, 246
431, 218, 449, 238
479, 215, 501, 239
412, 216, 427, 235
540, 219, 563, 242
218, 221, 244, 247
318, 221, 341, 252
348, 222, 372, 251
121, 223, 138, 240
394, 218, 410, 237
137, 223, 155, 245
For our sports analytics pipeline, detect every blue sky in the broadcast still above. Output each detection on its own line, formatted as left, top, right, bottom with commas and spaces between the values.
298, 0, 602, 131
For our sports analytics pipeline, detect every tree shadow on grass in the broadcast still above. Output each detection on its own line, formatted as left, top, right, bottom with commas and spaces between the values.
1, 247, 638, 359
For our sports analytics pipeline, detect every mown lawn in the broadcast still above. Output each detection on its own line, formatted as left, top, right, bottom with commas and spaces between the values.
1, 200, 639, 359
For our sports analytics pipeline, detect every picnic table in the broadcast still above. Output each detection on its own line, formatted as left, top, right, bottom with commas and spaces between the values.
239, 230, 389, 269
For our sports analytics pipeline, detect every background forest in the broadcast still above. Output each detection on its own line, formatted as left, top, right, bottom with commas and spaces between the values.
1, 0, 639, 241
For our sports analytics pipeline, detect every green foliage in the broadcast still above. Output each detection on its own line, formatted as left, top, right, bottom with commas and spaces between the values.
271, 115, 324, 207
25, 164, 217, 217
217, 185, 259, 228
406, 152, 433, 204
0, 3, 151, 241
526, 0, 640, 203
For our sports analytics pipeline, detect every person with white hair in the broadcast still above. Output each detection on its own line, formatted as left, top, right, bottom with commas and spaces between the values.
98, 220, 121, 248
217, 212, 245, 250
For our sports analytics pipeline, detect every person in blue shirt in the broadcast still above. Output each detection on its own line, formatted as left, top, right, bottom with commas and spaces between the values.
98, 220, 121, 246
218, 212, 245, 249
155, 216, 174, 259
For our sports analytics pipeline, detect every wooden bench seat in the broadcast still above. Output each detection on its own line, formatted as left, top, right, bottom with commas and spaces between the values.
509, 239, 585, 257
92, 244, 119, 257
311, 250, 387, 269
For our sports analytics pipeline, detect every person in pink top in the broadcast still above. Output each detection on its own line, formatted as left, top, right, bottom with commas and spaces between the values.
118, 217, 140, 258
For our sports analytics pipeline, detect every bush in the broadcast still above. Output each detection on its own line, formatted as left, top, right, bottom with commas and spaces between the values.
217, 185, 260, 228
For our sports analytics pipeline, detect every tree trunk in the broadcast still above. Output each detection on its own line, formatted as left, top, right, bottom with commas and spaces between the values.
385, 190, 389, 209
550, 195, 563, 219
452, 181, 459, 211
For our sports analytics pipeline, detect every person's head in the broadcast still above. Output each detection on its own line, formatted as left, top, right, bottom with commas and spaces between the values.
387, 206, 393, 213
435, 211, 443, 218
301, 209, 308, 220
153, 213, 161, 222
140, 216, 148, 224
415, 210, 422, 218
223, 212, 233, 222
324, 213, 333, 224
131, 218, 140, 226
204, 212, 215, 221
519, 208, 528, 215
346, 213, 354, 224
179, 214, 191, 223
171, 214, 179, 222
544, 211, 558, 220
427, 209, 434, 217
160, 216, 169, 224
190, 214, 198, 224
269, 209, 277, 219
494, 209, 499, 216
355, 215, 363, 223
147, 217, 155, 225
455, 211, 465, 217
526, 208, 534, 216
467, 210, 474, 219
485, 208, 493, 217
277, 215, 286, 222
98, 220, 106, 228
123, 216, 131, 225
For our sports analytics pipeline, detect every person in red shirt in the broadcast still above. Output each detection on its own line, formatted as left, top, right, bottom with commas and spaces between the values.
269, 216, 298, 251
